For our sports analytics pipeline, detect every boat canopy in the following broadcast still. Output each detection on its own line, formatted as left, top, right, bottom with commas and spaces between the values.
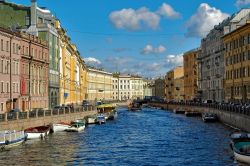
97, 104, 116, 109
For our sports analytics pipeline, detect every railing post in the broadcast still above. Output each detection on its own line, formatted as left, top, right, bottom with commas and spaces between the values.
51, 109, 53, 116
36, 110, 38, 118
58, 109, 59, 115
16, 112, 19, 120
43, 110, 46, 117
64, 108, 66, 114
5, 112, 8, 122
27, 111, 29, 119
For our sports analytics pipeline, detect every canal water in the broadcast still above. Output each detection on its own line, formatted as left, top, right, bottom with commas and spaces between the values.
0, 108, 244, 166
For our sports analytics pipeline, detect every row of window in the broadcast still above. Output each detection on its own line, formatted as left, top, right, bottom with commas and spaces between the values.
0, 59, 19, 75
226, 51, 250, 66
226, 67, 250, 80
0, 82, 19, 93
225, 34, 250, 51
0, 39, 19, 54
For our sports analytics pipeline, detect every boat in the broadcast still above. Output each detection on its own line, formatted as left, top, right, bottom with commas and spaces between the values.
174, 108, 185, 114
0, 130, 27, 150
230, 133, 250, 164
185, 111, 201, 117
65, 119, 85, 132
51, 122, 71, 132
202, 113, 218, 122
97, 104, 117, 120
128, 102, 141, 111
24, 126, 50, 140
86, 115, 97, 124
108, 110, 118, 120
96, 114, 106, 124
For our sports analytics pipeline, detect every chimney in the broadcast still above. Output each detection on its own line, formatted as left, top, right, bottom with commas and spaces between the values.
31, 0, 37, 26
26, 0, 38, 36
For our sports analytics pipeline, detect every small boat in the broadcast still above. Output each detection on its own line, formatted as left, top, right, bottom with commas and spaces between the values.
202, 113, 218, 122
65, 119, 85, 132
108, 110, 118, 120
51, 122, 71, 132
185, 111, 201, 117
86, 115, 97, 124
174, 108, 185, 114
128, 102, 141, 111
25, 126, 50, 140
0, 130, 27, 150
96, 114, 106, 124
97, 104, 117, 121
230, 133, 250, 164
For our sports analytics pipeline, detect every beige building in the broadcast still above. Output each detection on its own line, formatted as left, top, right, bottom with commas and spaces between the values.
165, 66, 184, 101
223, 20, 250, 102
184, 48, 200, 101
87, 68, 113, 102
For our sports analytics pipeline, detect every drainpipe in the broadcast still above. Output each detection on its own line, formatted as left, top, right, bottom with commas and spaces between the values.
9, 34, 13, 110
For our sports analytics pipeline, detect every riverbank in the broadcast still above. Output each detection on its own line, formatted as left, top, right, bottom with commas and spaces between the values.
148, 102, 250, 132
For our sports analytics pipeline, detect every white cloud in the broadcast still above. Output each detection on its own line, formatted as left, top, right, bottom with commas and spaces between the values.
235, 0, 250, 7
84, 57, 101, 65
185, 3, 229, 38
164, 54, 183, 69
141, 44, 166, 54
109, 7, 160, 31
157, 3, 181, 19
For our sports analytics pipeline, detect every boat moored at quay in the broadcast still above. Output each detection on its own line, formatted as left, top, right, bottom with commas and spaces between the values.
25, 126, 50, 140
0, 131, 27, 150
51, 122, 71, 132
230, 133, 250, 164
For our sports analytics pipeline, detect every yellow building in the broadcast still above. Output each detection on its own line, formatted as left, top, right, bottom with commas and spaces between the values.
223, 21, 250, 102
165, 66, 184, 101
174, 76, 184, 101
183, 48, 200, 101
57, 21, 88, 106
87, 68, 113, 102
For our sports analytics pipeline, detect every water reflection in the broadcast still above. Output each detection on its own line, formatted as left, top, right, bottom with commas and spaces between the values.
0, 108, 244, 166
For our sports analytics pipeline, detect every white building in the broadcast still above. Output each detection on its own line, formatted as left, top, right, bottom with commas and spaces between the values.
112, 75, 144, 100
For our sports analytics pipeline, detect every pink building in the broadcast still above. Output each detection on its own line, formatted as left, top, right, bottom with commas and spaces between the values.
20, 33, 49, 111
0, 27, 49, 113
0, 27, 22, 113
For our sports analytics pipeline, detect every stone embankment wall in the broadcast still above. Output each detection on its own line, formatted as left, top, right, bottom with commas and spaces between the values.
0, 111, 96, 131
149, 103, 250, 132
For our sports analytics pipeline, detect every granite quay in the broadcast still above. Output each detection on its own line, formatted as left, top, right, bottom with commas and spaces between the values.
149, 101, 250, 132
0, 105, 96, 131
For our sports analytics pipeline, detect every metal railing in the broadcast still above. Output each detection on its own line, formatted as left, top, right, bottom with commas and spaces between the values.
0, 105, 95, 123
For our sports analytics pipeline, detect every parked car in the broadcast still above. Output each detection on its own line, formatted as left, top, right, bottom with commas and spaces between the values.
7, 108, 21, 120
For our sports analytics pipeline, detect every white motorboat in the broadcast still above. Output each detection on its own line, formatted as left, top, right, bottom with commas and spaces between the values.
86, 115, 97, 124
52, 122, 71, 132
0, 130, 27, 150
202, 113, 218, 122
96, 114, 106, 124
24, 126, 50, 140
65, 120, 85, 132
230, 133, 250, 164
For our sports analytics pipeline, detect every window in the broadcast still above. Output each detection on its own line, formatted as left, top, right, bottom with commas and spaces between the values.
0, 103, 3, 112
1, 39, 3, 51
0, 82, 3, 93
6, 82, 9, 93
25, 16, 30, 26
6, 41, 9, 52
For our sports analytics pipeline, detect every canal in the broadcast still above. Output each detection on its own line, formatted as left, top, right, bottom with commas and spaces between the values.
0, 108, 244, 165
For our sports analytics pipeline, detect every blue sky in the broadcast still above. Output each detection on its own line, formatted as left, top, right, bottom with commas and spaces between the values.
10, 0, 250, 78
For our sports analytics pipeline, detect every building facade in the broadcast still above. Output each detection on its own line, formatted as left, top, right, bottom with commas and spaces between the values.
154, 78, 165, 99
174, 76, 184, 101
223, 20, 250, 102
87, 68, 112, 102
184, 48, 199, 101
0, 0, 60, 109
20, 32, 49, 111
198, 9, 250, 102
165, 66, 184, 101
